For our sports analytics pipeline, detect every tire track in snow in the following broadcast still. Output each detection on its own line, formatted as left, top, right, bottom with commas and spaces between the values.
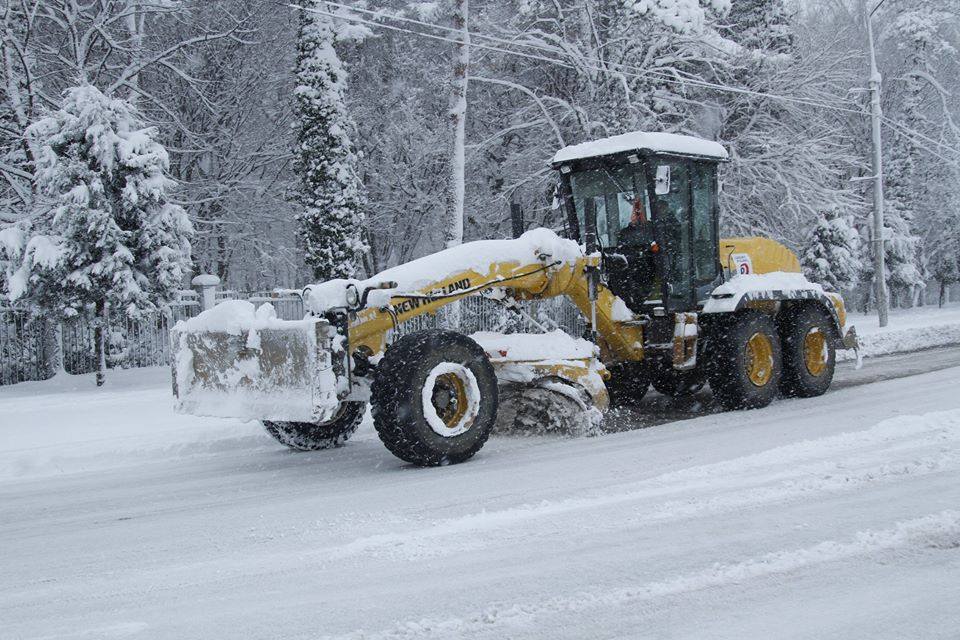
322, 411, 960, 561
322, 510, 960, 640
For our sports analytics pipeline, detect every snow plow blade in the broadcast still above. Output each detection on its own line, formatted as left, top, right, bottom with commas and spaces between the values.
172, 316, 342, 423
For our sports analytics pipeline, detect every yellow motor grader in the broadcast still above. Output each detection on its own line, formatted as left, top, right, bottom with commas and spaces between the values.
172, 131, 858, 466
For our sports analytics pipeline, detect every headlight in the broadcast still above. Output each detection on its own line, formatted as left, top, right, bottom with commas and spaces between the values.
345, 284, 360, 308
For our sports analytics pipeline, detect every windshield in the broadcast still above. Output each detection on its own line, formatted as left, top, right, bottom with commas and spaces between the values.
569, 164, 651, 247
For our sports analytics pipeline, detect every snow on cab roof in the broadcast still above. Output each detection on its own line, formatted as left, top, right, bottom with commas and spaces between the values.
552, 131, 728, 164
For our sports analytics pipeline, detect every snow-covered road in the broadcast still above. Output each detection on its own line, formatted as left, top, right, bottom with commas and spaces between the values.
2, 351, 960, 639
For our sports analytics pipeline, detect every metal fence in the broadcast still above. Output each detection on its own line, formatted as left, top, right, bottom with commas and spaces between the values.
0, 288, 587, 387
0, 309, 50, 386
1, 291, 201, 385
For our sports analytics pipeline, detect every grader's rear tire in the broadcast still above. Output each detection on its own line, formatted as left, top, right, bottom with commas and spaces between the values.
262, 401, 365, 451
371, 330, 498, 466
707, 311, 782, 410
779, 305, 836, 398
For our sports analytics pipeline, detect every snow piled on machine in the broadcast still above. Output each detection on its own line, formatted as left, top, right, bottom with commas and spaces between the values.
552, 130, 728, 163
303, 228, 583, 314
470, 329, 595, 362
701, 272, 826, 313
176, 299, 300, 335
473, 330, 607, 435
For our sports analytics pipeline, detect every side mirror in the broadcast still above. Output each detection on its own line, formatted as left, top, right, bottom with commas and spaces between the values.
655, 165, 671, 195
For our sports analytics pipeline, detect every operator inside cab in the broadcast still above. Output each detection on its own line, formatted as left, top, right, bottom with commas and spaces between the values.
607, 196, 658, 311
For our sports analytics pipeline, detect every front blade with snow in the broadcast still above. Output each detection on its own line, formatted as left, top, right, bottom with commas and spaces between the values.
172, 318, 340, 423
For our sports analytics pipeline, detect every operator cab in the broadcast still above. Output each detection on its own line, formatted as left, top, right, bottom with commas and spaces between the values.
552, 131, 728, 314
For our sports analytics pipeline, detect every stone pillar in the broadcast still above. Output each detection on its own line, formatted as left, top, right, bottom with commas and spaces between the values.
191, 274, 221, 311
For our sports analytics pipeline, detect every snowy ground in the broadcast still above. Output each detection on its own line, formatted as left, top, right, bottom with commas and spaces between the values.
2, 329, 960, 638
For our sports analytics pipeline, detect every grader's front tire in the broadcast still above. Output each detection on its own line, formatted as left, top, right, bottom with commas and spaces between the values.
779, 305, 836, 398
262, 401, 366, 451
606, 362, 650, 407
371, 330, 499, 466
707, 311, 782, 410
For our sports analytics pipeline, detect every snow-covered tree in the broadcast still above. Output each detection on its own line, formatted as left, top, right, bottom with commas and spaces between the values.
293, 1, 368, 281
722, 0, 793, 52
932, 250, 959, 308
878, 0, 960, 306
801, 209, 862, 293
3, 84, 191, 385
716, 0, 866, 249
881, 202, 923, 307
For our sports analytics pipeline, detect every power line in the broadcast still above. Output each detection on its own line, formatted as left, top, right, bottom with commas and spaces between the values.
880, 115, 960, 159
312, 0, 870, 115
870, 0, 892, 17
293, 2, 870, 117
293, 2, 960, 166
880, 118, 960, 168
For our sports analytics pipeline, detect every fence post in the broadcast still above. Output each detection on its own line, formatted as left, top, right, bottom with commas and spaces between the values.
192, 274, 221, 311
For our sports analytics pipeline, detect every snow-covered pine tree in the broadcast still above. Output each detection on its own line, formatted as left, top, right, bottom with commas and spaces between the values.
801, 209, 861, 293
293, 1, 368, 281
4, 84, 192, 386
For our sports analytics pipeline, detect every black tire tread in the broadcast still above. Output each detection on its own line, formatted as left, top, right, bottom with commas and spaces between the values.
778, 304, 837, 398
262, 401, 365, 451
706, 311, 782, 410
371, 330, 498, 466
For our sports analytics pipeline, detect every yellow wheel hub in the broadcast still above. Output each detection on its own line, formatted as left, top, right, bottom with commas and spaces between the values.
803, 328, 828, 376
745, 332, 774, 387
432, 372, 470, 428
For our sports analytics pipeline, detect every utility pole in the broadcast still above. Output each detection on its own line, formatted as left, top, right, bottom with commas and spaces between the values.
866, 2, 889, 327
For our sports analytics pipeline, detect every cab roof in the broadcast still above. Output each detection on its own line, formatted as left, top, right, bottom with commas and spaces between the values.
552, 131, 729, 165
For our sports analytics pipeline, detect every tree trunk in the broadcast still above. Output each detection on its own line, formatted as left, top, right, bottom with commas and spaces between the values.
442, 0, 469, 329
940, 281, 946, 308
94, 299, 107, 387
41, 318, 65, 378
444, 0, 469, 250
125, 2, 144, 104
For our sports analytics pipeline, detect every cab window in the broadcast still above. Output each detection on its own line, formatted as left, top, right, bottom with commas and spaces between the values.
691, 162, 718, 283
570, 165, 650, 247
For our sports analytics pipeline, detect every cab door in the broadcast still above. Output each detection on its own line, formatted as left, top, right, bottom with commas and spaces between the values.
647, 159, 721, 311
648, 159, 696, 310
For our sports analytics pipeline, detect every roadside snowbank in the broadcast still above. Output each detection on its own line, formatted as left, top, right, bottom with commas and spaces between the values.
844, 303, 960, 359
